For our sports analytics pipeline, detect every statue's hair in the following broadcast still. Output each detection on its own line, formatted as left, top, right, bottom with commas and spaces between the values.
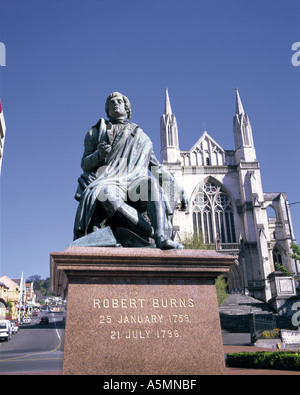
105, 92, 132, 119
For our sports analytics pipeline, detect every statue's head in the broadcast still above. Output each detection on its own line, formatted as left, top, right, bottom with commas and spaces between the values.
105, 92, 132, 120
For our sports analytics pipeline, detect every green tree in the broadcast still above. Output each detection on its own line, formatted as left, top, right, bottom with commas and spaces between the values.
26, 275, 41, 282
181, 233, 214, 250
215, 275, 228, 306
288, 242, 300, 262
182, 233, 228, 306
274, 242, 300, 281
287, 242, 300, 281
26, 275, 54, 297
6, 301, 13, 317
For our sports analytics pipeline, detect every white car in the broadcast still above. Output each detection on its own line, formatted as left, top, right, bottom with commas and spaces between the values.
22, 317, 32, 325
0, 320, 12, 341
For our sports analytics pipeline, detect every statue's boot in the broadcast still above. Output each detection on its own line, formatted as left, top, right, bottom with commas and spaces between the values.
155, 236, 184, 250
147, 191, 184, 250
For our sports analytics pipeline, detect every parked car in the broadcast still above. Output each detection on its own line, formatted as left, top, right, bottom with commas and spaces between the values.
40, 316, 49, 325
22, 317, 32, 325
0, 320, 12, 341
32, 312, 38, 316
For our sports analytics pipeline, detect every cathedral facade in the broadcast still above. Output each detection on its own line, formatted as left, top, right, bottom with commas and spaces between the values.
160, 89, 298, 302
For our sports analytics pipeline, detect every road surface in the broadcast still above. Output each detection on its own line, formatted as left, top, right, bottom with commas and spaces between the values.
0, 311, 64, 374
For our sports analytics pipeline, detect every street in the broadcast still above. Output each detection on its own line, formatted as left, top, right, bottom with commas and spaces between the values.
0, 312, 65, 374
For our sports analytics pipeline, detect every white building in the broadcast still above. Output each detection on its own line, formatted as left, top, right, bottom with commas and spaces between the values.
161, 89, 298, 302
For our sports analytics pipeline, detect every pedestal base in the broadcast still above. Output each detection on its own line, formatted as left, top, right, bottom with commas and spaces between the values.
50, 247, 235, 375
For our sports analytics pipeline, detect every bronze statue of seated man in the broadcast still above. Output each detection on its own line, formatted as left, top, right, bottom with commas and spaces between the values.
73, 92, 188, 249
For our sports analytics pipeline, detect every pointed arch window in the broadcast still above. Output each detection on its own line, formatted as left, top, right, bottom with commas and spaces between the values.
273, 247, 282, 266
192, 181, 236, 244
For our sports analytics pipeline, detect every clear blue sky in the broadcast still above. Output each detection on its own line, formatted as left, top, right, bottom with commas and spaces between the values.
0, 0, 299, 280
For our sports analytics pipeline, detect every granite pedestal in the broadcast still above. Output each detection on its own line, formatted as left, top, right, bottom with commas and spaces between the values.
50, 247, 235, 375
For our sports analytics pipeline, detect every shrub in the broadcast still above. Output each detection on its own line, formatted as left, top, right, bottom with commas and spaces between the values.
226, 351, 300, 371
260, 328, 280, 339
215, 275, 228, 306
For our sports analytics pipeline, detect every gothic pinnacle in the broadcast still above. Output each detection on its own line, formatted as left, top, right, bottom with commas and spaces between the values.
235, 88, 245, 115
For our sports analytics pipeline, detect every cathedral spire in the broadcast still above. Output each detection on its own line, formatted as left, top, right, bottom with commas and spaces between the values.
164, 88, 172, 115
233, 89, 256, 162
235, 88, 244, 115
160, 89, 180, 163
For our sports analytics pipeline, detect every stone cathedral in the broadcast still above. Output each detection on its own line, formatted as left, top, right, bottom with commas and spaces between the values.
160, 88, 298, 304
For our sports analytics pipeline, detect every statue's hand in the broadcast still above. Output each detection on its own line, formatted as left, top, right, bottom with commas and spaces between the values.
98, 142, 112, 159
180, 189, 189, 211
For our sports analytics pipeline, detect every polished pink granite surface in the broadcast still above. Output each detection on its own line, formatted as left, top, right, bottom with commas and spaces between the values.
50, 247, 235, 375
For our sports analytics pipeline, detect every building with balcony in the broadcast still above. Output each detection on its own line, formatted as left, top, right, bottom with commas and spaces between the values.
0, 276, 20, 319
0, 282, 9, 319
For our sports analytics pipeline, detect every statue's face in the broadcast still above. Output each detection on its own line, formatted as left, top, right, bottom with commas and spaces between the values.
108, 95, 127, 119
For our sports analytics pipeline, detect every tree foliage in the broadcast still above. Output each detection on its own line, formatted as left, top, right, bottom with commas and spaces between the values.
181, 233, 228, 306
288, 242, 300, 262
274, 242, 300, 281
181, 233, 214, 250
215, 275, 228, 306
26, 276, 54, 297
